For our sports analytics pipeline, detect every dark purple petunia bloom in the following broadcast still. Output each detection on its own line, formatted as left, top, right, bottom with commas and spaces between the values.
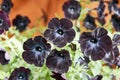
12, 15, 30, 32
51, 72, 66, 80
83, 14, 96, 30
62, 0, 81, 20
0, 10, 10, 34
108, 0, 118, 14
97, 0, 105, 18
111, 14, 120, 32
112, 34, 120, 45
79, 27, 112, 61
96, 0, 107, 25
1, 0, 13, 14
104, 45, 119, 68
46, 49, 72, 73
44, 18, 75, 48
104, 34, 120, 68
0, 49, 10, 65
97, 16, 106, 26
22, 36, 51, 67
9, 67, 31, 80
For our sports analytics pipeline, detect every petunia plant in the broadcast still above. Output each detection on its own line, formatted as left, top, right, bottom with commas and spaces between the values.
0, 0, 120, 80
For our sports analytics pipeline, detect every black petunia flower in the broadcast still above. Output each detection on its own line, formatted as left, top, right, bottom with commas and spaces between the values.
46, 49, 72, 73
0, 49, 10, 65
9, 67, 31, 80
97, 0, 105, 18
79, 27, 112, 61
104, 34, 120, 68
12, 15, 30, 32
96, 0, 107, 25
22, 36, 51, 67
0, 10, 10, 34
111, 14, 120, 32
1, 0, 13, 14
112, 34, 120, 45
83, 14, 96, 30
62, 0, 81, 20
97, 16, 106, 26
108, 0, 118, 14
51, 72, 66, 80
104, 45, 119, 68
44, 18, 75, 48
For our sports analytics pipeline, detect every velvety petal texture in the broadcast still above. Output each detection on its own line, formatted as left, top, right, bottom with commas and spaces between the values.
51, 72, 66, 80
1, 0, 13, 14
46, 49, 72, 73
79, 27, 112, 61
97, 0, 105, 18
111, 14, 120, 32
0, 10, 10, 34
104, 34, 120, 68
62, 0, 81, 20
12, 15, 30, 32
44, 17, 75, 48
83, 14, 96, 30
112, 34, 120, 45
9, 67, 31, 80
22, 36, 51, 67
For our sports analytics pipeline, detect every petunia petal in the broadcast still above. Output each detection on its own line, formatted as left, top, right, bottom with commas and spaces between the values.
48, 18, 60, 30
44, 29, 56, 41
46, 49, 71, 73
53, 37, 67, 48
91, 47, 105, 61
98, 35, 112, 53
92, 27, 108, 38
60, 18, 73, 30
23, 38, 36, 50
79, 32, 92, 43
0, 28, 4, 34
22, 51, 37, 65
113, 34, 120, 44
64, 29, 75, 42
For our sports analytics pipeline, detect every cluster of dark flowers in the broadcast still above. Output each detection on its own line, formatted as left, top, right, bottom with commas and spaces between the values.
0, 0, 120, 80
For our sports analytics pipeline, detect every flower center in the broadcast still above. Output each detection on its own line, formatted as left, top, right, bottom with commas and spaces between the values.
36, 46, 42, 52
68, 6, 76, 14
19, 21, 25, 27
0, 19, 3, 26
57, 29, 64, 35
18, 74, 24, 79
58, 53, 64, 58
90, 38, 98, 43
2, 3, 8, 10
